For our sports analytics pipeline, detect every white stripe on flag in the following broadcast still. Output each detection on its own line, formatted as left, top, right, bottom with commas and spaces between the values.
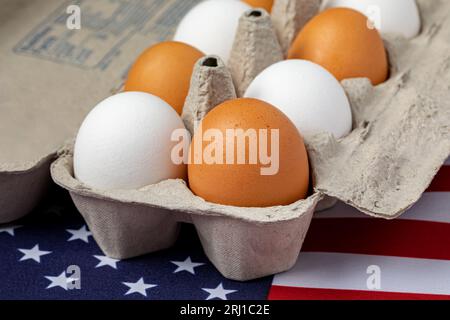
273, 252, 450, 296
315, 193, 450, 224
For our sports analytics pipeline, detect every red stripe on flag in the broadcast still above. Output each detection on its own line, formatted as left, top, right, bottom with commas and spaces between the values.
427, 166, 450, 192
268, 286, 450, 300
302, 218, 450, 260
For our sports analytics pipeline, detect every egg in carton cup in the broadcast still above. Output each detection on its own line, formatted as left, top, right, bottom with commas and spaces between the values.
51, 0, 449, 281
51, 52, 321, 281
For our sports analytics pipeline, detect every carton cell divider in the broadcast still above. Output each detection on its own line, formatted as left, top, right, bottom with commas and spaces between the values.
228, 8, 284, 97
182, 55, 236, 136
271, 0, 322, 54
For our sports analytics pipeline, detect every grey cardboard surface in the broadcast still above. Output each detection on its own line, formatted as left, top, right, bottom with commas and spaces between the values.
0, 155, 54, 223
272, 0, 322, 54
1, 0, 196, 165
228, 8, 284, 97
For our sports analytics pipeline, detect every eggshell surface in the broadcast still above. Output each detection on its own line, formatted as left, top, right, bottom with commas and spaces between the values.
173, 0, 251, 62
74, 92, 188, 190
322, 0, 421, 39
242, 0, 274, 13
188, 98, 310, 208
245, 60, 352, 140
288, 8, 389, 85
124, 41, 204, 115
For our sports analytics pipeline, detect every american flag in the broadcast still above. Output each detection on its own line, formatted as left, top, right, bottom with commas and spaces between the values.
0, 157, 449, 300
269, 157, 450, 300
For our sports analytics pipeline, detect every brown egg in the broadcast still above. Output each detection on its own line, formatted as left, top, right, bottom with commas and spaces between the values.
242, 0, 274, 13
288, 8, 388, 85
124, 41, 204, 114
188, 98, 310, 208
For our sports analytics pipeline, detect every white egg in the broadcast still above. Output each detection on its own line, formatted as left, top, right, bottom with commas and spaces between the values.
173, 0, 251, 62
74, 92, 188, 190
322, 0, 421, 39
244, 60, 352, 140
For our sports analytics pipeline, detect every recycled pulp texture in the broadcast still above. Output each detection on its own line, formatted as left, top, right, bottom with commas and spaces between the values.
309, 31, 450, 217
228, 8, 284, 97
181, 56, 236, 135
271, 0, 322, 54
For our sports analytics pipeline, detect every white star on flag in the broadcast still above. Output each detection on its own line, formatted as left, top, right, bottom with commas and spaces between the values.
202, 283, 237, 300
45, 271, 77, 291
171, 257, 205, 274
66, 225, 92, 243
122, 277, 157, 297
94, 255, 120, 269
18, 244, 51, 263
0, 225, 22, 236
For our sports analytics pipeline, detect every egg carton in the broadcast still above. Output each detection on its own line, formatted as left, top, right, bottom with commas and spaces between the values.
3, 0, 450, 281
51, 0, 450, 281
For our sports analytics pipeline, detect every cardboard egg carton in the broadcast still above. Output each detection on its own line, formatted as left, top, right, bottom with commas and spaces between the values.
52, 150, 321, 280
2, 0, 450, 281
